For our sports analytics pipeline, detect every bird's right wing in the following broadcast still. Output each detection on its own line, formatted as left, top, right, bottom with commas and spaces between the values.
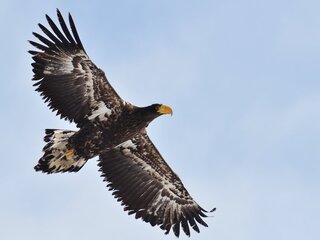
29, 9, 124, 126
98, 131, 215, 237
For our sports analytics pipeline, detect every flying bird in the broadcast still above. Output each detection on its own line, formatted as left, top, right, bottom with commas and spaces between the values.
29, 9, 215, 237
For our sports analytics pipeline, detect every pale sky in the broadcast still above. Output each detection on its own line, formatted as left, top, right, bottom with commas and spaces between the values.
0, 1, 319, 239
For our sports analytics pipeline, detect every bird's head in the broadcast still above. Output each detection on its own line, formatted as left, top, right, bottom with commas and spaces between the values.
139, 104, 173, 123
154, 104, 173, 116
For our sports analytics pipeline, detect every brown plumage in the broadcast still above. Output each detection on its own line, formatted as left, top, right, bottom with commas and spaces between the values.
29, 9, 215, 237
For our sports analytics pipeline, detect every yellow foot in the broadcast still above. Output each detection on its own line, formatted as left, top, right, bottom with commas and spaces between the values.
65, 149, 75, 160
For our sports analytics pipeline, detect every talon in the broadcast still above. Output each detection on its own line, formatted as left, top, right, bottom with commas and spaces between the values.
65, 149, 74, 160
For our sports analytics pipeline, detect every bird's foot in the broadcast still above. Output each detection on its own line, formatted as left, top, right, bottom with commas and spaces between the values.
65, 149, 75, 160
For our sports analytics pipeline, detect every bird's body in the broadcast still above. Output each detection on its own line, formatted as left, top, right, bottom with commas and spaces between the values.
29, 9, 214, 237
68, 104, 163, 159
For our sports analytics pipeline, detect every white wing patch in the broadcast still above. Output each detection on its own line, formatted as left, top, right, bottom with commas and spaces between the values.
88, 101, 112, 121
118, 139, 137, 149
43, 51, 89, 76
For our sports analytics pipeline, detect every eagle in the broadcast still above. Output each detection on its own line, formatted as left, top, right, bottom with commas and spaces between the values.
29, 9, 215, 237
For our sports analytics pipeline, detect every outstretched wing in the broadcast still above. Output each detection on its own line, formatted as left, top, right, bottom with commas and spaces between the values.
98, 131, 214, 237
29, 9, 124, 126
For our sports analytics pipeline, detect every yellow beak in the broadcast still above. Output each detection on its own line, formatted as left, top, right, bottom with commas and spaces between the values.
157, 105, 173, 116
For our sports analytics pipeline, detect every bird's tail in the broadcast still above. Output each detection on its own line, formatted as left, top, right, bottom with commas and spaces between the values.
35, 129, 88, 173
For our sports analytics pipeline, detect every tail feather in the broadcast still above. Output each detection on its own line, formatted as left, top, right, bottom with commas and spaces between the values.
35, 129, 88, 173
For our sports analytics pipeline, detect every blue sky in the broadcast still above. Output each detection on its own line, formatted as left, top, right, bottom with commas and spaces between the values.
0, 0, 319, 239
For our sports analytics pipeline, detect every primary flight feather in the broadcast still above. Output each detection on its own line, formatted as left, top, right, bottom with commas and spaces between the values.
29, 9, 215, 237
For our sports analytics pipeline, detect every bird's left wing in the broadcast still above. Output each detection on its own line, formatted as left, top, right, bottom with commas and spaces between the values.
98, 131, 214, 237
29, 9, 124, 127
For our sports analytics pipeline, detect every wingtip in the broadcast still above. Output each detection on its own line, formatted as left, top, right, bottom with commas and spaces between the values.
210, 207, 216, 212
37, 23, 45, 30
56, 9, 62, 20
28, 50, 38, 55
45, 13, 56, 26
200, 206, 216, 213
68, 12, 73, 22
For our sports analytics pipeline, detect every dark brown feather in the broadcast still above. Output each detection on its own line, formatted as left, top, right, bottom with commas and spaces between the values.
57, 9, 76, 45
29, 9, 124, 126
98, 131, 210, 237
